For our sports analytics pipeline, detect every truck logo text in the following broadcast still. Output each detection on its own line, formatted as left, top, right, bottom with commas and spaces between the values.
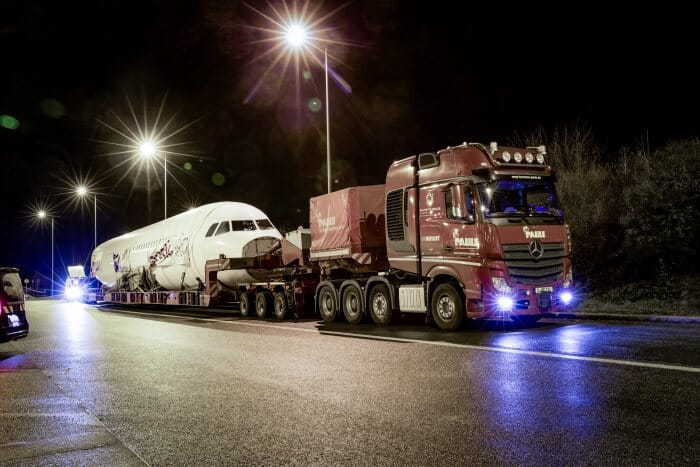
318, 216, 336, 229
523, 226, 546, 239
454, 237, 480, 248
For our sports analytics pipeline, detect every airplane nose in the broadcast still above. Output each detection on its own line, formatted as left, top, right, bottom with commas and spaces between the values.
241, 237, 282, 257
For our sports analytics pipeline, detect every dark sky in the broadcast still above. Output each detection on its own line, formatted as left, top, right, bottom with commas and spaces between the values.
1, 0, 697, 285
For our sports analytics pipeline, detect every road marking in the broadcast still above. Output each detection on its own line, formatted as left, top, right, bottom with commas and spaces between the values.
99, 308, 700, 374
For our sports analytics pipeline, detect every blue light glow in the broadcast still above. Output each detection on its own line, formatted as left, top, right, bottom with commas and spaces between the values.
497, 296, 514, 311
560, 291, 573, 305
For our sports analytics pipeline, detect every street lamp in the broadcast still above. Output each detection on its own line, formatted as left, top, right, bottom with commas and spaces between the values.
138, 139, 168, 219
37, 210, 54, 296
284, 25, 333, 194
75, 185, 97, 249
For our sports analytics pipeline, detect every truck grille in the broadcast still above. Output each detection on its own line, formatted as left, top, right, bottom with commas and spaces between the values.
502, 242, 565, 285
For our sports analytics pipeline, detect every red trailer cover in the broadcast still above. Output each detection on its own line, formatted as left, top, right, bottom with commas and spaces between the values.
310, 185, 386, 261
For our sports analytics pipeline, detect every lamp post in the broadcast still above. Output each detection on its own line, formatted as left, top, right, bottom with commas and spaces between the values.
284, 25, 333, 194
37, 210, 54, 296
76, 185, 97, 249
138, 140, 168, 219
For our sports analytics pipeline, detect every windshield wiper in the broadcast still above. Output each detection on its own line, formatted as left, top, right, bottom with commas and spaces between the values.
506, 216, 532, 224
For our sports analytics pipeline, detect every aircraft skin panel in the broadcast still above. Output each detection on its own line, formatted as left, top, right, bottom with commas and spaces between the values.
91, 202, 282, 290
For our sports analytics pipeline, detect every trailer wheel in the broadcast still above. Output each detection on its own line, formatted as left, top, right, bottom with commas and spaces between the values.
273, 292, 287, 320
342, 284, 364, 325
431, 283, 463, 331
240, 292, 252, 317
369, 284, 392, 326
317, 285, 338, 322
255, 292, 270, 319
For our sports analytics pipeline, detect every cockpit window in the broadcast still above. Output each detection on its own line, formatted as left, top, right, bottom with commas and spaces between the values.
205, 223, 218, 237
231, 220, 257, 231
255, 219, 274, 230
215, 221, 231, 236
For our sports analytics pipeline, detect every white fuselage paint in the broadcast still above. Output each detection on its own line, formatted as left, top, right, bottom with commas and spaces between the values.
91, 202, 282, 290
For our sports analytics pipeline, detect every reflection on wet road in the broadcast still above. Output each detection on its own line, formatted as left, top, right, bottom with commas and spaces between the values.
1, 300, 698, 465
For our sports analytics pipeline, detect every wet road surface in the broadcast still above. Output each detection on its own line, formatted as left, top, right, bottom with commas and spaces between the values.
1, 299, 698, 465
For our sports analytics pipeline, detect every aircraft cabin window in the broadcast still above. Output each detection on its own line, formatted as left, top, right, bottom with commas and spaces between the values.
231, 220, 256, 231
205, 223, 219, 237
215, 221, 231, 236
255, 219, 274, 230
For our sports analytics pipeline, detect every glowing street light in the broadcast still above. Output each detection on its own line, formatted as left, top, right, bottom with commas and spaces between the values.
283, 24, 333, 194
75, 185, 97, 249
138, 139, 169, 219
37, 210, 55, 296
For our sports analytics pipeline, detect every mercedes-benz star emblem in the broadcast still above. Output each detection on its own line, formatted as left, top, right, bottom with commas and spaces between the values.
529, 240, 543, 259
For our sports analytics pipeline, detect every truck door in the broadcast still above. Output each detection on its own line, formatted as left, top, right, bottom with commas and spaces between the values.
419, 185, 445, 255
441, 183, 479, 257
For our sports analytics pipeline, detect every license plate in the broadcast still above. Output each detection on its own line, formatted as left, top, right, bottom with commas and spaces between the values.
535, 287, 553, 294
8, 314, 20, 327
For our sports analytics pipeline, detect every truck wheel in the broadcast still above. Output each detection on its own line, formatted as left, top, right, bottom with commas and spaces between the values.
342, 284, 364, 324
317, 285, 337, 322
369, 284, 392, 326
273, 292, 287, 320
240, 292, 252, 317
431, 283, 464, 331
255, 292, 270, 319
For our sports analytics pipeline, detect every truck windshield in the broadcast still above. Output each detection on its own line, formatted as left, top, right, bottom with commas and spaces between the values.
477, 178, 562, 218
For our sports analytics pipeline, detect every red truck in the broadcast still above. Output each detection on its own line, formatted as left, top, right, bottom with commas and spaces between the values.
223, 141, 573, 329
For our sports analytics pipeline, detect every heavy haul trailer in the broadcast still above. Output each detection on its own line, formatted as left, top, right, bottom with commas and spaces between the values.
92, 141, 574, 330
228, 185, 387, 321
221, 142, 574, 330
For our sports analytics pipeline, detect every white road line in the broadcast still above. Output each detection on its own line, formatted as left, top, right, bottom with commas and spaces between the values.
99, 308, 700, 374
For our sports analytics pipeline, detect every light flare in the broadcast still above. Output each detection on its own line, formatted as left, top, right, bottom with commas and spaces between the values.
242, 0, 354, 105
93, 94, 202, 200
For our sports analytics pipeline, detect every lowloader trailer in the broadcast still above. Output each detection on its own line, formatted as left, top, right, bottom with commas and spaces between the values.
94, 142, 574, 330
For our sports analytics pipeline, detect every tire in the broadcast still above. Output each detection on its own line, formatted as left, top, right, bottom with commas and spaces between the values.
317, 285, 338, 323
239, 292, 252, 317
255, 292, 270, 319
342, 284, 364, 325
431, 283, 464, 331
273, 292, 287, 320
369, 284, 392, 326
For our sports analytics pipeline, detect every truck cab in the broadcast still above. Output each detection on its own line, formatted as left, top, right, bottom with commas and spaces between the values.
384, 142, 573, 328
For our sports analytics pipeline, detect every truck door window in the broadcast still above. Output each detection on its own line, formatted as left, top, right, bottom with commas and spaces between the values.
464, 186, 476, 223
215, 221, 231, 236
205, 223, 218, 237
445, 185, 475, 224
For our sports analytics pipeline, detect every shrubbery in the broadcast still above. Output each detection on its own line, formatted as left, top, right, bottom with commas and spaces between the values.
513, 126, 700, 299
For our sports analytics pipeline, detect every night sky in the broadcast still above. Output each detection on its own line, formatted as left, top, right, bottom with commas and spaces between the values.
1, 0, 697, 286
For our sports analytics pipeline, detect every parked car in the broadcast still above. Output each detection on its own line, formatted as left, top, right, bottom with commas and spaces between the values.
1, 267, 29, 342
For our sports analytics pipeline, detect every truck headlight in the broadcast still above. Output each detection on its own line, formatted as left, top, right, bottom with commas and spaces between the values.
491, 277, 513, 293
559, 291, 574, 305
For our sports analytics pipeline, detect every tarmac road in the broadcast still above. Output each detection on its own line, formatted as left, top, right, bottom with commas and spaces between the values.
1, 299, 698, 465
